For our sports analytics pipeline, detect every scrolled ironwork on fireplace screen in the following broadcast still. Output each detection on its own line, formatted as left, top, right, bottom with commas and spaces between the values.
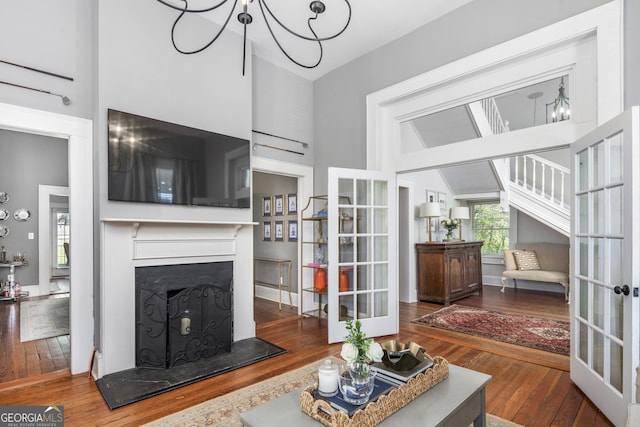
135, 262, 233, 369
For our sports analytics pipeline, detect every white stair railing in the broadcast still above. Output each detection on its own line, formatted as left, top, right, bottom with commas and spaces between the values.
477, 97, 570, 235
480, 98, 510, 134
511, 154, 569, 210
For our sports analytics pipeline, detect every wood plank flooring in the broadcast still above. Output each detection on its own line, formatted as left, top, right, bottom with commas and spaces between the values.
0, 294, 70, 384
0, 286, 614, 426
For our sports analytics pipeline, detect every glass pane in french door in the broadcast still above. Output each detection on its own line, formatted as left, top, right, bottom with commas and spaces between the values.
328, 167, 397, 343
338, 177, 389, 321
574, 132, 625, 394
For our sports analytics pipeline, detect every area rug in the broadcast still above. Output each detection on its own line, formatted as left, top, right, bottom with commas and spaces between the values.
145, 356, 522, 427
20, 297, 69, 342
412, 304, 570, 355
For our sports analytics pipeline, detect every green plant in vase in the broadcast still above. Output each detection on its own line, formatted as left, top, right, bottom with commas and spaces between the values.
339, 319, 383, 404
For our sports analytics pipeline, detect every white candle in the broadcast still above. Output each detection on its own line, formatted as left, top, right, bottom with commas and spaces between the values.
318, 360, 339, 397
180, 317, 191, 335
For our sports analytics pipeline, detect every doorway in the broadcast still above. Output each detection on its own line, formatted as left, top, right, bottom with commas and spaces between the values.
0, 101, 94, 376
252, 171, 299, 325
251, 157, 313, 325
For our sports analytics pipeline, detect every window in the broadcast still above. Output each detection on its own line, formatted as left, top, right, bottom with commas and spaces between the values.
472, 202, 509, 255
52, 209, 70, 274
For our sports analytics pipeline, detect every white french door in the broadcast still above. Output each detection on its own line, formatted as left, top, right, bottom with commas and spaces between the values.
327, 167, 398, 343
570, 107, 640, 427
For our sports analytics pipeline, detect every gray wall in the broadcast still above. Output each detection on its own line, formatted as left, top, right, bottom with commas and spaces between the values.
625, 0, 640, 108
516, 212, 569, 245
97, 0, 252, 223
0, 130, 68, 286
253, 57, 314, 166
0, 0, 94, 119
313, 0, 612, 194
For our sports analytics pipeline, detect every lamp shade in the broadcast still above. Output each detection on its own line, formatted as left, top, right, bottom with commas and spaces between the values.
451, 206, 470, 220
420, 202, 441, 218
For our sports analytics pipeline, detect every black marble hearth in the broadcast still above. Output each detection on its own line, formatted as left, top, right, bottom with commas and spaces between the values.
95, 337, 286, 409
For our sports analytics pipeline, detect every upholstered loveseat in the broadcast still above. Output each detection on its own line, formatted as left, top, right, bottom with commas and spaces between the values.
500, 242, 570, 301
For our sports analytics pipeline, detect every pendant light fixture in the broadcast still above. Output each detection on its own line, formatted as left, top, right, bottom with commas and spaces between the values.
156, 0, 352, 75
546, 77, 571, 123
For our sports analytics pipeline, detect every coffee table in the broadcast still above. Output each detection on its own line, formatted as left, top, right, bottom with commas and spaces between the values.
240, 364, 491, 427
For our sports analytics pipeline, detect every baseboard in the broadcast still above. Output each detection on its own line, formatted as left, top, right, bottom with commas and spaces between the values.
484, 277, 564, 294
255, 284, 298, 307
92, 350, 103, 380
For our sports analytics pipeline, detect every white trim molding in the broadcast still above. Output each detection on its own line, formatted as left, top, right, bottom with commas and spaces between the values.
366, 1, 623, 173
0, 102, 94, 375
252, 156, 313, 315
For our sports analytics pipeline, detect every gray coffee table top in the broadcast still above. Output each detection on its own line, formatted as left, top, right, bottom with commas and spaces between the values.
240, 364, 491, 427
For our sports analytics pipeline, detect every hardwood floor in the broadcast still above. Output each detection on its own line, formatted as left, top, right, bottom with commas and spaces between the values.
0, 286, 614, 426
0, 294, 71, 384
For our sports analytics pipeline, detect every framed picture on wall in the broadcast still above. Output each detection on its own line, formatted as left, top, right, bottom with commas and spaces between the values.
437, 192, 447, 215
263, 221, 272, 241
274, 195, 284, 216
287, 220, 298, 242
426, 190, 436, 204
287, 193, 297, 215
274, 221, 284, 241
262, 196, 272, 216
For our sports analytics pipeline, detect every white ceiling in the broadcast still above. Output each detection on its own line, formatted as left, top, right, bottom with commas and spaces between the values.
165, 0, 474, 81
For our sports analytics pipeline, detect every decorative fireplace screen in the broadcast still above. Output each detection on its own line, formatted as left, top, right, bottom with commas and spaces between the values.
135, 262, 233, 369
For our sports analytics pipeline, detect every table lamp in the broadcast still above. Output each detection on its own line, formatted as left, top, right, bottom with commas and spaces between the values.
451, 206, 470, 241
420, 202, 441, 242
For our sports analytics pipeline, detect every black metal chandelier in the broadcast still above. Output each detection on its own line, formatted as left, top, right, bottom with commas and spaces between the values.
546, 77, 571, 123
157, 0, 352, 75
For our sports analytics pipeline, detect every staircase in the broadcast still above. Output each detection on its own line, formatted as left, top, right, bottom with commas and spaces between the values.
469, 99, 571, 236
507, 154, 570, 236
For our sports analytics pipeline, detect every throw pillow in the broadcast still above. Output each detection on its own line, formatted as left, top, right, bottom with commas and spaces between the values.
514, 250, 541, 271
503, 249, 518, 271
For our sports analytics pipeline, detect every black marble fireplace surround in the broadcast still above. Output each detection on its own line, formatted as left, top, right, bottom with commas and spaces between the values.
135, 261, 233, 369
95, 261, 287, 409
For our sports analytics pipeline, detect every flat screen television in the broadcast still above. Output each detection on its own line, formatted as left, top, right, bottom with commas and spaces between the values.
107, 109, 250, 208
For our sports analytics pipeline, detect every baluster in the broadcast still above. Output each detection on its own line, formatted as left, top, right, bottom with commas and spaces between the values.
523, 156, 528, 189
531, 158, 537, 193
560, 172, 566, 207
540, 163, 547, 199
550, 168, 556, 204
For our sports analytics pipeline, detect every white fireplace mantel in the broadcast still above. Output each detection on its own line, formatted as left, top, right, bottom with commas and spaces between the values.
98, 217, 256, 377
100, 218, 257, 238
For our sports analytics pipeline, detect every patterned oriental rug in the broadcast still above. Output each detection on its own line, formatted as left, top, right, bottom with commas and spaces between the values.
146, 356, 522, 427
412, 304, 570, 355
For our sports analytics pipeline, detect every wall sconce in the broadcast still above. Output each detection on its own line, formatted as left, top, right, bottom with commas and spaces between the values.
451, 206, 470, 241
419, 202, 441, 242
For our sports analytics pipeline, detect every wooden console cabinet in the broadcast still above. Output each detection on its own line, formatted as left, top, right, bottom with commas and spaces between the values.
416, 241, 483, 305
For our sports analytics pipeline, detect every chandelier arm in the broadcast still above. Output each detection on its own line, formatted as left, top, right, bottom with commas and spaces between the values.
259, 0, 351, 42
258, 2, 323, 69
157, 0, 230, 14
169, 0, 239, 55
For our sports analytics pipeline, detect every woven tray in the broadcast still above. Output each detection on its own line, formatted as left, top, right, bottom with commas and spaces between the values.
300, 355, 449, 427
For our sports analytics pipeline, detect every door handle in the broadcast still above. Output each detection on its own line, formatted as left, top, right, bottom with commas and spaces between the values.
614, 285, 630, 296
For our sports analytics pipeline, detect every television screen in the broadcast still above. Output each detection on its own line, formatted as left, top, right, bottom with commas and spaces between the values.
107, 109, 250, 208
